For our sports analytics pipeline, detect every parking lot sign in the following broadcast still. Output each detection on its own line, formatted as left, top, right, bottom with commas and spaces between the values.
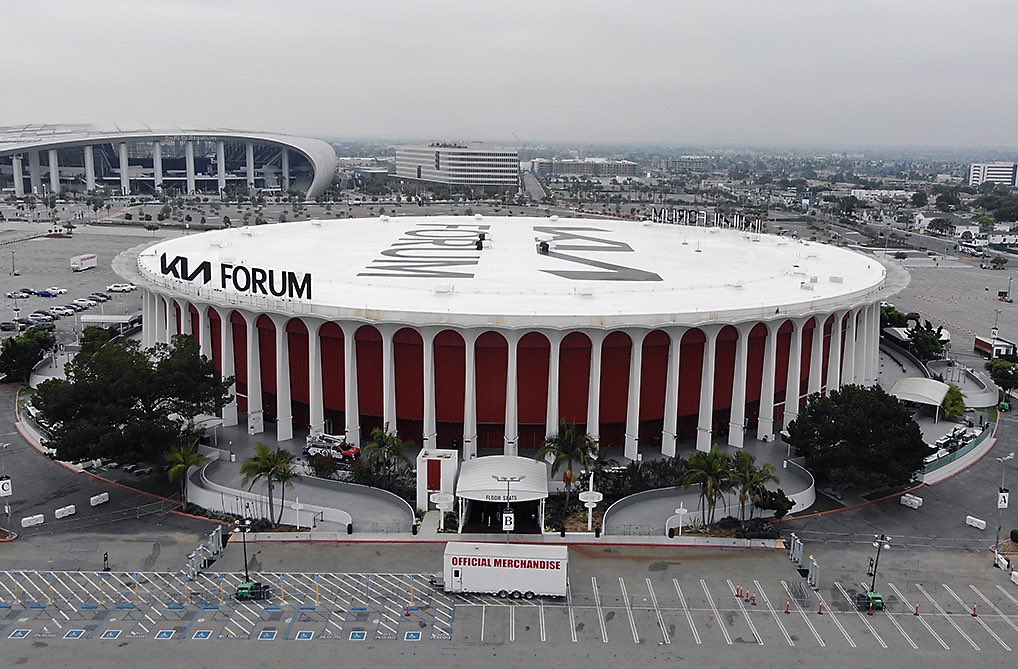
0, 476, 12, 497
999, 488, 1009, 509
502, 511, 515, 532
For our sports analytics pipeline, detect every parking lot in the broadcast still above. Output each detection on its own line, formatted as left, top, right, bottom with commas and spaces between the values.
0, 567, 1016, 656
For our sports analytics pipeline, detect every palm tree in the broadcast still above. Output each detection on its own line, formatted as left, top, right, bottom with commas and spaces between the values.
165, 440, 209, 507
682, 447, 734, 526
362, 422, 411, 476
536, 423, 597, 528
730, 451, 779, 521
241, 442, 296, 527
272, 450, 298, 526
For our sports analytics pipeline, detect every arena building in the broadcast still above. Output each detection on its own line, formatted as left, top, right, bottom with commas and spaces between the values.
115, 216, 906, 460
0, 123, 337, 198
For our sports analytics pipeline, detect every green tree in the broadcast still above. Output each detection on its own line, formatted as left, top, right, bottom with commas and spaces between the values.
0, 329, 56, 382
985, 358, 1018, 400
361, 422, 412, 477
730, 450, 779, 521
991, 255, 1009, 269
787, 384, 928, 490
240, 443, 296, 527
165, 440, 209, 506
145, 224, 159, 236
941, 384, 965, 420
880, 305, 908, 328
307, 453, 339, 479
907, 320, 945, 362
536, 422, 597, 527
910, 191, 928, 207
32, 335, 232, 463
681, 447, 734, 525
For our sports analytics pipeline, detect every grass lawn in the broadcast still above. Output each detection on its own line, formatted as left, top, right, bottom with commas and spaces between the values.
787, 490, 844, 517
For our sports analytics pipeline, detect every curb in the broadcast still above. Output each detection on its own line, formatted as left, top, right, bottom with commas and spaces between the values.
239, 536, 785, 549
778, 481, 928, 523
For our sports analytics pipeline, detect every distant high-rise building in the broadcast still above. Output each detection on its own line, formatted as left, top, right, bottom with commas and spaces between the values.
530, 158, 638, 178
395, 143, 519, 187
661, 156, 710, 172
969, 162, 1017, 187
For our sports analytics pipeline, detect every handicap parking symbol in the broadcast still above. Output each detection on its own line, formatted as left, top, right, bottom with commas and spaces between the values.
63, 629, 85, 640
349, 630, 367, 641
258, 630, 277, 640
100, 630, 122, 640
295, 630, 314, 640
155, 630, 175, 639
8, 629, 29, 639
193, 630, 212, 640
404, 631, 422, 641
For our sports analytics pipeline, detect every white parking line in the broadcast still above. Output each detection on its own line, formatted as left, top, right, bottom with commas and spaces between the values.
591, 577, 608, 643
780, 580, 825, 647
943, 584, 1010, 651
752, 579, 792, 646
539, 600, 546, 642
618, 578, 639, 644
509, 604, 515, 642
726, 579, 762, 645
700, 579, 731, 645
883, 582, 944, 651
914, 583, 977, 651
566, 578, 577, 643
480, 604, 486, 642
645, 578, 670, 645
673, 580, 700, 645
814, 589, 856, 648
980, 585, 1018, 633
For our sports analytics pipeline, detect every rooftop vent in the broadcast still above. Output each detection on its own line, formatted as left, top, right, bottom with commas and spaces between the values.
380, 215, 390, 222
830, 275, 844, 283
474, 214, 484, 221
434, 284, 454, 294
575, 287, 594, 297
800, 282, 814, 291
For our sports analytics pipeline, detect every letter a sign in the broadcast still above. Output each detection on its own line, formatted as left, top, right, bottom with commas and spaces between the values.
502, 511, 515, 532
999, 488, 1010, 510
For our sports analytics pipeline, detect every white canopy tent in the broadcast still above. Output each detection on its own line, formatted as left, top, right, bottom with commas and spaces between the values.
890, 377, 951, 422
455, 455, 549, 533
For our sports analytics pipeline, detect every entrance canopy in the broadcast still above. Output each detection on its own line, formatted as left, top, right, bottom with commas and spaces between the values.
890, 377, 950, 406
456, 455, 549, 502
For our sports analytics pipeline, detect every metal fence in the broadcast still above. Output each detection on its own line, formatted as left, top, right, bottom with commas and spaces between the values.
923, 422, 993, 474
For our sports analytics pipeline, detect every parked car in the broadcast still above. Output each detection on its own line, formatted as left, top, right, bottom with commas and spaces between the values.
64, 303, 86, 312
45, 307, 66, 318
29, 322, 55, 332
107, 283, 137, 293
5, 291, 30, 299
14, 318, 33, 329
19, 288, 35, 295
88, 293, 109, 302
35, 290, 58, 298
73, 298, 97, 307
27, 313, 52, 322
92, 292, 112, 300
46, 287, 67, 295
0, 322, 16, 331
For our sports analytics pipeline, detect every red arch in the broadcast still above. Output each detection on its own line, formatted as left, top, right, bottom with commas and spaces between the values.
434, 329, 465, 447
355, 325, 383, 436
559, 332, 591, 428
319, 322, 345, 432
394, 327, 424, 444
286, 319, 309, 429
256, 315, 276, 419
475, 331, 508, 450
229, 311, 247, 413
599, 331, 631, 448
518, 332, 550, 450
638, 330, 669, 444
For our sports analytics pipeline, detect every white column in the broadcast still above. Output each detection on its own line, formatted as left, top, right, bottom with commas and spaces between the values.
422, 328, 437, 449
48, 149, 60, 194
377, 324, 397, 431
152, 141, 163, 191
696, 327, 719, 452
218, 308, 238, 427
282, 148, 290, 191
83, 145, 95, 192
807, 317, 824, 396
197, 304, 212, 359
216, 140, 227, 195
545, 331, 563, 440
178, 299, 192, 338
185, 140, 196, 194
728, 323, 753, 448
842, 309, 858, 385
341, 322, 360, 446
246, 142, 256, 192
271, 315, 293, 442
503, 330, 520, 456
783, 319, 806, 429
306, 319, 324, 435
757, 320, 779, 440
141, 291, 155, 348
585, 331, 606, 443
624, 329, 647, 461
118, 142, 130, 195
826, 311, 843, 392
661, 327, 686, 457
854, 306, 868, 384
868, 303, 881, 384
158, 295, 171, 343
28, 151, 41, 194
12, 155, 24, 197
462, 331, 479, 459
244, 312, 264, 435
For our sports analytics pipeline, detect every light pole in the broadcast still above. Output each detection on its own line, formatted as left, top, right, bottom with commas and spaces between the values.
993, 452, 1009, 562
234, 508, 252, 582
992, 308, 1003, 359
492, 475, 524, 542
870, 534, 891, 593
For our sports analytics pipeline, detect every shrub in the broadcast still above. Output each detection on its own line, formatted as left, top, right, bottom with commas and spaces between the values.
1011, 528, 1018, 544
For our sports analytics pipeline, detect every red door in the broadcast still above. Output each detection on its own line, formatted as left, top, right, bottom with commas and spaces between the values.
427, 459, 442, 491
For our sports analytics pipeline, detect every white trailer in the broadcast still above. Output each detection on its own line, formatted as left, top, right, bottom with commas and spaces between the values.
432, 541, 567, 599
70, 253, 98, 272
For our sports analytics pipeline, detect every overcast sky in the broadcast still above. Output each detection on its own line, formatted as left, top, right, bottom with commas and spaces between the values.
2, 1, 1014, 149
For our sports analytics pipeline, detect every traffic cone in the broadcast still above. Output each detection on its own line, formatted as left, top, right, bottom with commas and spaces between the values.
972, 604, 978, 618
784, 600, 791, 615
751, 593, 757, 606
818, 601, 824, 615
914, 602, 920, 616
736, 584, 743, 598
867, 603, 874, 616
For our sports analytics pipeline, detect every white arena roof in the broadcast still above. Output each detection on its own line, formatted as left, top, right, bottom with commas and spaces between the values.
132, 216, 904, 329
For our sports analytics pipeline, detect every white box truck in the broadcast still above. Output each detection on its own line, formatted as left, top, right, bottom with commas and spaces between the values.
70, 253, 98, 272
431, 541, 568, 599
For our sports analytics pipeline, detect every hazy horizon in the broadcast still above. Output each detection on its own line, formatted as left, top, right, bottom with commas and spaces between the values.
2, 1, 1015, 151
